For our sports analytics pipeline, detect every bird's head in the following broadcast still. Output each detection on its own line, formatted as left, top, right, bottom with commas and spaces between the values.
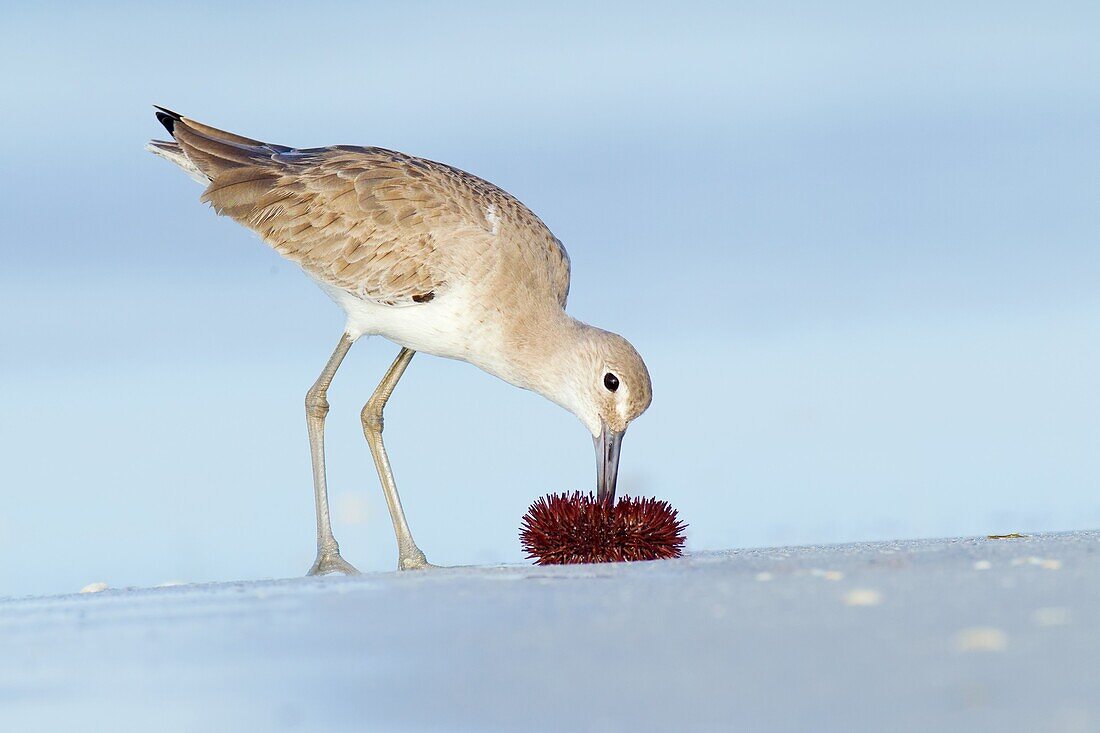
550, 326, 652, 504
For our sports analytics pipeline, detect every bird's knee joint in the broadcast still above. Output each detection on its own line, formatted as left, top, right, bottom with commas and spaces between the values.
305, 388, 330, 419
361, 401, 384, 433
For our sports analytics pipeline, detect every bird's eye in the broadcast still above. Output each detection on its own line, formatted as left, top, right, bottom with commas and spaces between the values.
603, 373, 620, 392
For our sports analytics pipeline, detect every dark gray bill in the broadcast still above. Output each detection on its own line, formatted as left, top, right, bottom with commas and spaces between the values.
594, 423, 624, 504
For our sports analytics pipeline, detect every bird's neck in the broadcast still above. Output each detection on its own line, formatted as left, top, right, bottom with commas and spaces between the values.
494, 309, 588, 413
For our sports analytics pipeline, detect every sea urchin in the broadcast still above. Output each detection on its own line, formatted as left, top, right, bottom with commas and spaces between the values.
520, 492, 687, 565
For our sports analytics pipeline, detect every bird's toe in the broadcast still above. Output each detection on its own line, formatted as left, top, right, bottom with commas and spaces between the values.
308, 552, 360, 576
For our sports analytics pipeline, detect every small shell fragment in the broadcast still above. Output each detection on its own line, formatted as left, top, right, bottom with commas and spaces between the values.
811, 569, 845, 581
843, 589, 882, 606
1033, 607, 1071, 627
954, 627, 1008, 652
1011, 556, 1062, 569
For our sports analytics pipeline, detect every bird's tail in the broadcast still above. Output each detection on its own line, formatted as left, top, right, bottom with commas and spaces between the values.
145, 138, 209, 185
146, 105, 295, 185
146, 106, 211, 183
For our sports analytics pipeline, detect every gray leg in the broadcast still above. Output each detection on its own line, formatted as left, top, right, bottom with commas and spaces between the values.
305, 333, 358, 576
361, 348, 434, 570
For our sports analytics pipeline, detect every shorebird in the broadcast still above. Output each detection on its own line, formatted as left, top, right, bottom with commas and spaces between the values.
147, 107, 652, 574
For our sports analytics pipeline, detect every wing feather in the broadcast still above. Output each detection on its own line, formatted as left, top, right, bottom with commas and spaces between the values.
166, 113, 571, 307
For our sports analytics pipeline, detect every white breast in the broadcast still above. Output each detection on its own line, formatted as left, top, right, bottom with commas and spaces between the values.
310, 274, 507, 371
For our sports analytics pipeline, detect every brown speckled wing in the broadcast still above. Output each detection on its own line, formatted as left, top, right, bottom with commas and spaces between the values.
171, 115, 570, 308
229, 151, 454, 305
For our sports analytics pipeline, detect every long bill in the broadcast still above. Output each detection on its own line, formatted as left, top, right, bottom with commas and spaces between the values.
594, 423, 625, 504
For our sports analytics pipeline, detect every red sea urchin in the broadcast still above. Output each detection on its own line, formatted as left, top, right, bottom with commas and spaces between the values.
520, 492, 687, 565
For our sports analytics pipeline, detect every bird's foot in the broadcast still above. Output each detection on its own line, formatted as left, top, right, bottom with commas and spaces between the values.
398, 547, 439, 571
308, 549, 360, 576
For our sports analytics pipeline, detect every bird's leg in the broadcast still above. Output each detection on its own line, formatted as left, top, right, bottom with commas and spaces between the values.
361, 348, 434, 570
305, 333, 358, 576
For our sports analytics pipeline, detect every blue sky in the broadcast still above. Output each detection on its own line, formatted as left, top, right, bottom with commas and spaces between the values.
1, 1, 1098, 596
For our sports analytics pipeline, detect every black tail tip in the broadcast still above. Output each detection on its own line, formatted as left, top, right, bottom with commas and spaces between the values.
153, 105, 182, 135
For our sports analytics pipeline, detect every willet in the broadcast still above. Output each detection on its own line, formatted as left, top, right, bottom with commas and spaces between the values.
147, 108, 652, 574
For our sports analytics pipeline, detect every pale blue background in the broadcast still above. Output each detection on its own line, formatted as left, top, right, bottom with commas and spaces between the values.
1, 1, 1097, 596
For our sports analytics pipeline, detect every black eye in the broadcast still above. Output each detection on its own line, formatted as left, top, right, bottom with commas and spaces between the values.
603, 373, 619, 392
